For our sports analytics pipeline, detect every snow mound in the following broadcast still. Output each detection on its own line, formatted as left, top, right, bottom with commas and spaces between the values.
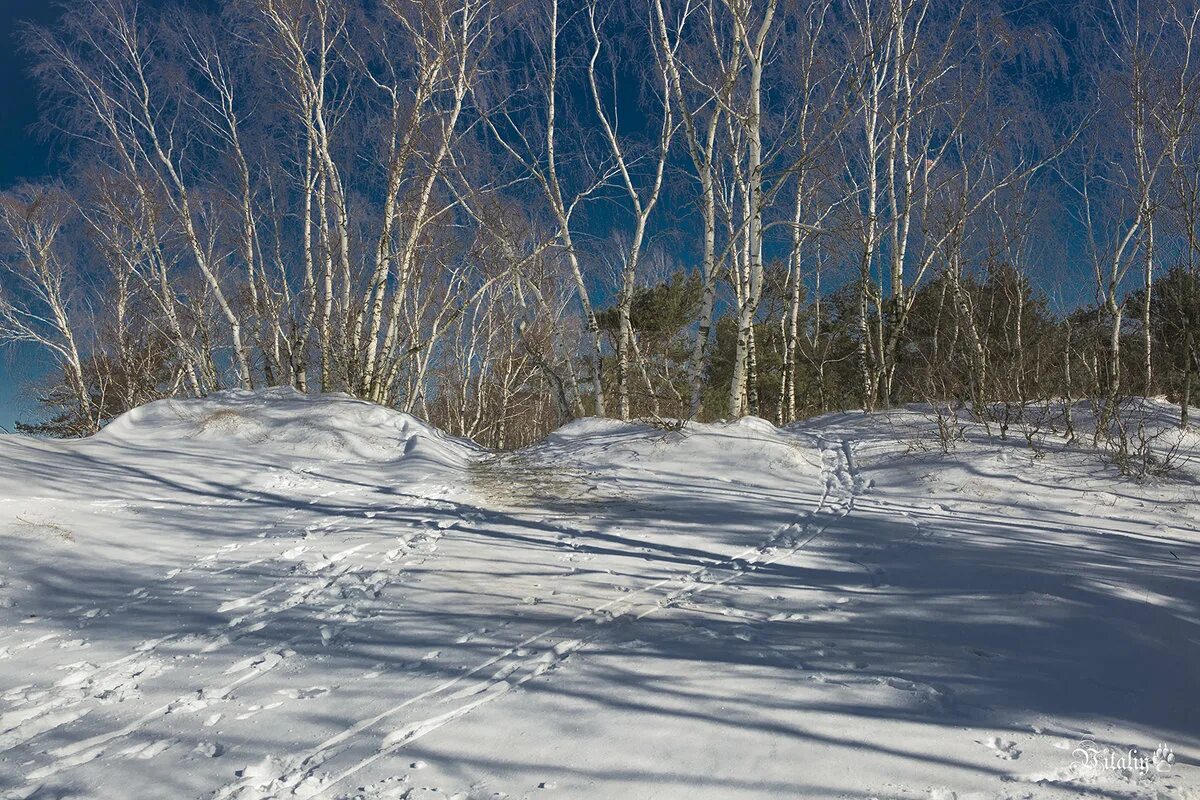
532, 415, 817, 482
2, 395, 1199, 799
93, 387, 480, 464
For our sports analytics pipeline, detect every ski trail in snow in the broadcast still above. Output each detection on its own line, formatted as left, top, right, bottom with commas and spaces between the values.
13, 523, 439, 787
22, 643, 298, 783
12, 526, 444, 787
9, 395, 1199, 800
210, 436, 868, 800
313, 442, 866, 797
3, 475, 460, 787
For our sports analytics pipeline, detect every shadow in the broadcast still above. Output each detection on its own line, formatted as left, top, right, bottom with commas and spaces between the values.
0, 405, 1196, 799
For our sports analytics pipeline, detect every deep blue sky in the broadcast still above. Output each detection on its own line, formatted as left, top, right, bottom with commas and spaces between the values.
0, 1, 60, 187
0, 1, 64, 430
0, 0, 1092, 432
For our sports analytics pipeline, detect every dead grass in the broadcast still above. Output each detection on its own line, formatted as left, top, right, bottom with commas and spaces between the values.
12, 515, 75, 543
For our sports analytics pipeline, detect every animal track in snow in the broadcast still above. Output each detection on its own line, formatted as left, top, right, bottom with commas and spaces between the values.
207, 436, 870, 800
981, 736, 1021, 759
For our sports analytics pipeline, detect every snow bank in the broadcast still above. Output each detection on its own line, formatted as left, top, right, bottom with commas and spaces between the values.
532, 414, 818, 485
92, 387, 480, 466
3, 395, 1197, 799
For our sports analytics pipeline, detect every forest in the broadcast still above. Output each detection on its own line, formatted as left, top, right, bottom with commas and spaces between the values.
2, 0, 1199, 452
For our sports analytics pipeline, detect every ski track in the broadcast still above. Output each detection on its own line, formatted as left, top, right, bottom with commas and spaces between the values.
2, 466, 461, 793
6, 395, 1198, 800
206, 435, 867, 800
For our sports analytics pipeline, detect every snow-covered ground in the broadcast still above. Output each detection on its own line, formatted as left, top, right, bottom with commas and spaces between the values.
0, 389, 1197, 799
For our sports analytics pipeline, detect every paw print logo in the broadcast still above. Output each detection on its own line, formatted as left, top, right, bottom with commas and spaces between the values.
1153, 743, 1176, 773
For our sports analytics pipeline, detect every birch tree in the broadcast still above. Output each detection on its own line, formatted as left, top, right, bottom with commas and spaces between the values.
30, 0, 254, 389
653, 0, 735, 417
0, 186, 96, 433
478, 0, 617, 416
586, 2, 674, 420
720, 0, 777, 418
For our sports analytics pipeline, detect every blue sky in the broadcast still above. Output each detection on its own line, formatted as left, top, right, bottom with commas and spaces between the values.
0, 1, 59, 187
0, 1, 62, 430
0, 0, 1099, 432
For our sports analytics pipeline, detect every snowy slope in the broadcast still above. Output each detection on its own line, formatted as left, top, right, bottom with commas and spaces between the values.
0, 391, 1197, 799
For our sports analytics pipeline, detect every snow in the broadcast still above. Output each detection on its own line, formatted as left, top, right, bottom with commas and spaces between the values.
94, 388, 479, 467
0, 390, 1197, 799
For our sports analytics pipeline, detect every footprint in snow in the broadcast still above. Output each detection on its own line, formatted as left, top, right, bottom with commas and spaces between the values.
194, 740, 224, 758
235, 701, 284, 720
719, 607, 760, 621
339, 775, 411, 800
116, 737, 178, 760
278, 685, 331, 700
981, 736, 1021, 759
455, 628, 489, 644
319, 625, 342, 645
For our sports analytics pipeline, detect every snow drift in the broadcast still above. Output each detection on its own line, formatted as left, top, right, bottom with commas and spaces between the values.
0, 392, 1197, 800
93, 387, 480, 467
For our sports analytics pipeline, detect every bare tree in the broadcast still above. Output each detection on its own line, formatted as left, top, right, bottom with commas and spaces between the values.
585, 2, 674, 420
0, 186, 96, 432
478, 0, 619, 416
